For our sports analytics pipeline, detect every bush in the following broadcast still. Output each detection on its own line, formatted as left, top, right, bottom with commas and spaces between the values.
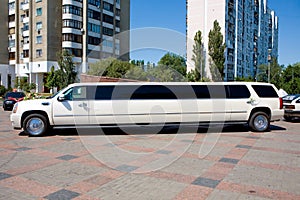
0, 85, 7, 96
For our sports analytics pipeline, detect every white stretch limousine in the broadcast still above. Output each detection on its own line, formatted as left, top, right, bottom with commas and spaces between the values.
10, 82, 283, 136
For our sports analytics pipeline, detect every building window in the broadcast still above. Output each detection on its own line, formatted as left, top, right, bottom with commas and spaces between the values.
103, 14, 113, 24
36, 0, 42, 2
103, 2, 113, 12
88, 36, 101, 45
36, 22, 42, 30
88, 23, 101, 34
63, 33, 82, 43
9, 2, 15, 11
23, 50, 29, 58
9, 52, 15, 60
103, 27, 113, 36
36, 36, 42, 44
63, 48, 82, 57
8, 15, 15, 22
63, 5, 82, 16
63, 19, 83, 29
88, 0, 100, 7
36, 49, 42, 57
23, 22, 29, 31
36, 8, 42, 16
102, 39, 113, 48
9, 40, 15, 47
88, 9, 101, 20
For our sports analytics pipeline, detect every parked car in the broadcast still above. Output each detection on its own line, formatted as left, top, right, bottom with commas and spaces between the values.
283, 94, 300, 121
10, 82, 283, 136
3, 92, 25, 111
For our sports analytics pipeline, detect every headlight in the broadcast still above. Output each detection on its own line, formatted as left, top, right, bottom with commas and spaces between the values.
12, 103, 18, 113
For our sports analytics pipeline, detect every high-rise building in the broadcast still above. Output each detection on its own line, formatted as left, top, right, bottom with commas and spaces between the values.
1, 0, 130, 92
187, 0, 278, 81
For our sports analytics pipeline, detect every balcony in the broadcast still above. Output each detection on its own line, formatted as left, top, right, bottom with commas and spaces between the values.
23, 43, 30, 50
22, 17, 29, 23
9, 21, 16, 28
22, 30, 30, 37
21, 2, 29, 11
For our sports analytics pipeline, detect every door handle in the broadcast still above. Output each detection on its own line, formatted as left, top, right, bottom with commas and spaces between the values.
78, 103, 88, 108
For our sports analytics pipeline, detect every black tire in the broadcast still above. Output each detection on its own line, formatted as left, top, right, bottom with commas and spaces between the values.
249, 112, 270, 132
284, 116, 292, 122
23, 114, 48, 136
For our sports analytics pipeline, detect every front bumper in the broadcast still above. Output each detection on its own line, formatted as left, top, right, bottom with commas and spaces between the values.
10, 113, 22, 129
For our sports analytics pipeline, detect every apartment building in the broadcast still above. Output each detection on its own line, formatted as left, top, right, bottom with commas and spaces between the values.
187, 0, 278, 81
2, 0, 130, 92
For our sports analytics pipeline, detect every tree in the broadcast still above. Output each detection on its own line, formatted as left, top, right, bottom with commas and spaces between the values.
158, 53, 187, 76
192, 30, 205, 81
208, 20, 225, 81
256, 58, 283, 89
14, 77, 36, 92
280, 63, 300, 94
88, 57, 116, 77
56, 50, 77, 89
106, 59, 133, 78
45, 66, 59, 93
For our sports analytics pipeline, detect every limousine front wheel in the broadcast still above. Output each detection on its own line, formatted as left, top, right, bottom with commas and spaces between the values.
23, 114, 48, 136
249, 112, 270, 132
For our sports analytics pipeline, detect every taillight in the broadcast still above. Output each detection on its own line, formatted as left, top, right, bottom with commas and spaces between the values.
279, 98, 283, 109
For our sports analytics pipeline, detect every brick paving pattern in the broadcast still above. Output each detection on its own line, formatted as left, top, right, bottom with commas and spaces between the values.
0, 107, 300, 199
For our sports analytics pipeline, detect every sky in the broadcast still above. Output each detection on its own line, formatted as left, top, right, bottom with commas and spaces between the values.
130, 0, 300, 67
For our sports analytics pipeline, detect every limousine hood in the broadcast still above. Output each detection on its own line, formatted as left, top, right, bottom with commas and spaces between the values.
15, 99, 52, 113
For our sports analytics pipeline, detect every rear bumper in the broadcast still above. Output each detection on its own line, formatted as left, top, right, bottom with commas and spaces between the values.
271, 109, 284, 121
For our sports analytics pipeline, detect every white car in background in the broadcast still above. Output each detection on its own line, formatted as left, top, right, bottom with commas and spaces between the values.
283, 94, 300, 121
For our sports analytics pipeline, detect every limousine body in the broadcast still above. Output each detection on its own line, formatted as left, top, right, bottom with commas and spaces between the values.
10, 82, 283, 136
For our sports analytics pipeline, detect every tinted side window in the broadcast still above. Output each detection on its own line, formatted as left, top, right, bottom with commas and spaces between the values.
131, 85, 177, 99
227, 85, 250, 99
192, 85, 210, 98
252, 85, 278, 98
92, 86, 115, 100
207, 85, 227, 99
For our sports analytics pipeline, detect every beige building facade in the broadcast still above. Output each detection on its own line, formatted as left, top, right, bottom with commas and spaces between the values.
1, 0, 130, 92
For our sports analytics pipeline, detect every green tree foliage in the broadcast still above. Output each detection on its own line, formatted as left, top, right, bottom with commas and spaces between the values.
191, 30, 205, 81
208, 20, 225, 81
14, 77, 36, 92
106, 59, 133, 78
45, 66, 59, 92
0, 85, 7, 96
147, 65, 186, 82
88, 57, 115, 77
158, 53, 187, 76
256, 58, 283, 89
56, 50, 78, 89
124, 66, 147, 81
88, 57, 134, 78
280, 63, 300, 94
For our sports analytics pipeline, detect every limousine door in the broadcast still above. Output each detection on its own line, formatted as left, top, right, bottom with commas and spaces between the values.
226, 85, 252, 122
52, 86, 90, 126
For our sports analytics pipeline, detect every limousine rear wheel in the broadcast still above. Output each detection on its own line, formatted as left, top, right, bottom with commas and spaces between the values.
249, 112, 270, 132
23, 114, 48, 136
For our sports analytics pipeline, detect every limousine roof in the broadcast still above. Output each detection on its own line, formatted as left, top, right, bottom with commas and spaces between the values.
69, 82, 275, 87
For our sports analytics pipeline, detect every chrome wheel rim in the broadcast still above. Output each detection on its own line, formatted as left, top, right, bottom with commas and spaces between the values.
254, 115, 268, 131
26, 118, 44, 136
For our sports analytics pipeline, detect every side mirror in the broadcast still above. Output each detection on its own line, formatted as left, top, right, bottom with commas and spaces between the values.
57, 94, 66, 102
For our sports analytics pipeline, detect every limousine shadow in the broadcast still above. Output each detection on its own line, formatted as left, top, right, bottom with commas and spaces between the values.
18, 123, 286, 137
